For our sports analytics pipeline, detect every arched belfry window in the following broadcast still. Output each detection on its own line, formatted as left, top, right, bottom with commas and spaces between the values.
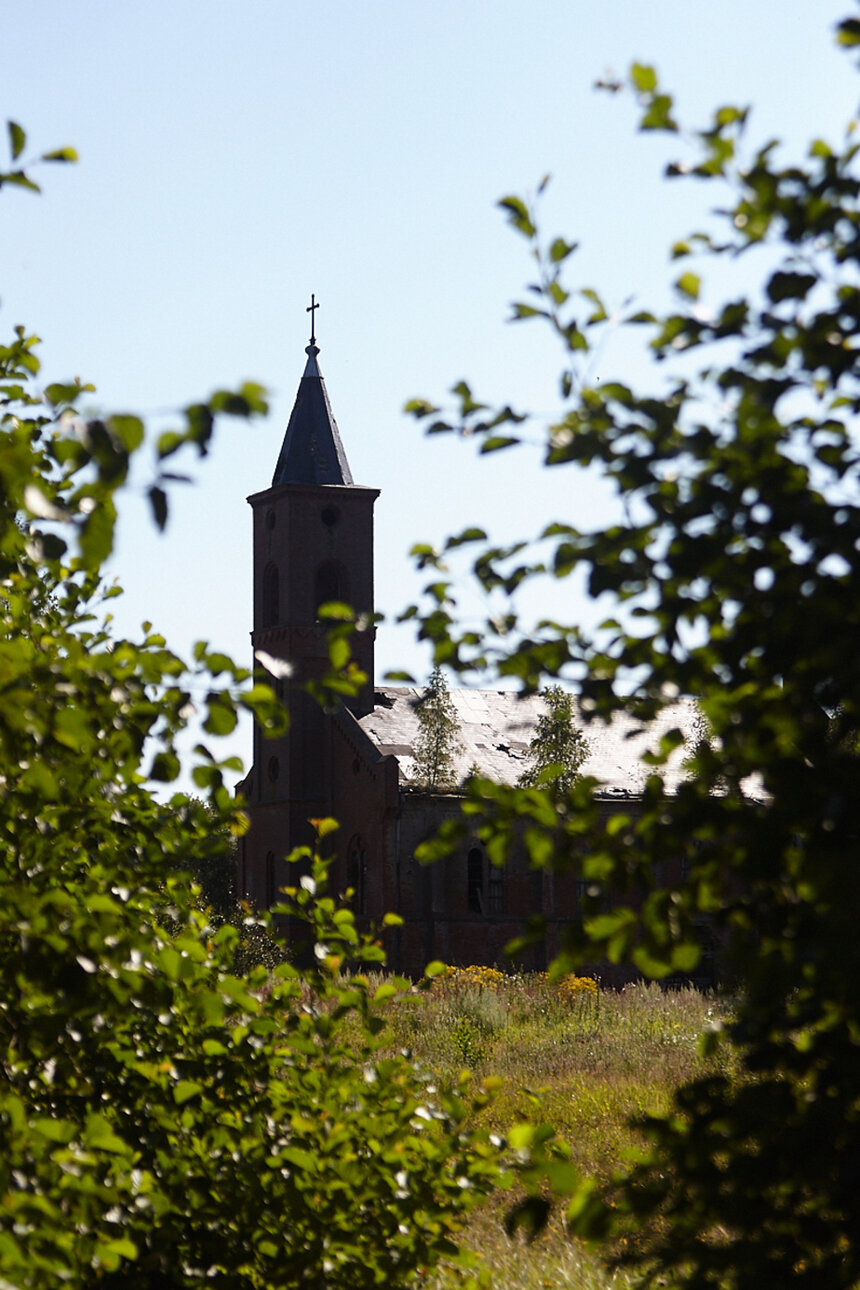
467, 846, 484, 914
262, 562, 279, 628
348, 834, 367, 915
315, 561, 348, 616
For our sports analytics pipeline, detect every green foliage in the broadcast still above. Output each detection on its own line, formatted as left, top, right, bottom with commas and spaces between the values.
0, 127, 505, 1288
179, 797, 240, 923
380, 966, 731, 1282
452, 1017, 489, 1069
518, 685, 589, 793
404, 23, 860, 1290
0, 120, 77, 193
413, 664, 463, 790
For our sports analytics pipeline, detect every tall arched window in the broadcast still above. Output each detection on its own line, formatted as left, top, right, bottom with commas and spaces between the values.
348, 834, 367, 915
489, 863, 504, 914
314, 561, 348, 616
467, 847, 484, 914
262, 562, 279, 627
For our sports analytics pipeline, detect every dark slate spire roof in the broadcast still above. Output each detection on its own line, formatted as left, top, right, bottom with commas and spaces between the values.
271, 342, 354, 488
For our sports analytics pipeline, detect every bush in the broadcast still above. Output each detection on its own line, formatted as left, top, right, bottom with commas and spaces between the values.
0, 129, 506, 1289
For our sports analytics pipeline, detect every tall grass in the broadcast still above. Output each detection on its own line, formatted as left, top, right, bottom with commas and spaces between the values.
370, 969, 735, 1288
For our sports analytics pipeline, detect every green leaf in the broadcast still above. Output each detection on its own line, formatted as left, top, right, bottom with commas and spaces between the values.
8, 121, 25, 160
109, 414, 145, 451
41, 146, 78, 163
84, 1114, 130, 1155
281, 1146, 318, 1172
445, 527, 488, 550
714, 104, 747, 127
630, 62, 657, 93
581, 287, 607, 322
2, 170, 40, 193
54, 707, 92, 753
237, 379, 269, 414
95, 1236, 137, 1268
479, 435, 519, 454
643, 95, 677, 131
631, 944, 673, 977
174, 1080, 204, 1106
498, 195, 536, 237
511, 303, 547, 321
585, 909, 636, 941
149, 485, 168, 531
837, 17, 860, 45
676, 272, 700, 301
32, 1116, 76, 1144
150, 751, 180, 782
766, 271, 817, 303
549, 237, 577, 263
670, 940, 701, 972
403, 398, 440, 418
79, 500, 116, 567
157, 430, 184, 459
203, 695, 238, 736
44, 380, 94, 407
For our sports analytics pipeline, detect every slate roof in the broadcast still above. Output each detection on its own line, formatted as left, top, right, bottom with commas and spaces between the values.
357, 687, 705, 797
272, 344, 354, 487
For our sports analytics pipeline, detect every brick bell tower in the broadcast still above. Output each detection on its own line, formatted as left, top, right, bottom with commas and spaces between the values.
239, 299, 379, 908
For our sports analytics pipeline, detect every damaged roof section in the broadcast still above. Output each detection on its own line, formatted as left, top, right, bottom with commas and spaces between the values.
358, 687, 706, 797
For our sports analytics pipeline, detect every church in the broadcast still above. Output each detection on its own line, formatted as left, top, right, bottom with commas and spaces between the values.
237, 318, 700, 978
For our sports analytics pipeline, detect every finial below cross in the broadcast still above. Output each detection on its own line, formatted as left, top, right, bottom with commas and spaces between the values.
307, 293, 319, 346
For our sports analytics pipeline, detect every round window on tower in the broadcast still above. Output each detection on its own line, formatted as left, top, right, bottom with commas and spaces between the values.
321, 505, 340, 529
266, 509, 276, 531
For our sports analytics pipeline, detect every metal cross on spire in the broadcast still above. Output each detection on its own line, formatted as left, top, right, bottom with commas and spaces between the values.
306, 293, 319, 346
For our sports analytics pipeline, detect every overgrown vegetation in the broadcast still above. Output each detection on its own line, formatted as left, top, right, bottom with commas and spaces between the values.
0, 128, 504, 1289
405, 16, 860, 1288
7, 8, 860, 1286
412, 663, 462, 790
518, 685, 589, 793
369, 971, 735, 1289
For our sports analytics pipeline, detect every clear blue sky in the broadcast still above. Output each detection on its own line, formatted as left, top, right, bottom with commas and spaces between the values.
3, 1, 858, 783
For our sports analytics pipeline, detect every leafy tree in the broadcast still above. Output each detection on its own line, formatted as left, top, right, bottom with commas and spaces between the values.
0, 122, 504, 1289
406, 17, 860, 1288
179, 798, 238, 922
518, 685, 589, 794
412, 664, 462, 790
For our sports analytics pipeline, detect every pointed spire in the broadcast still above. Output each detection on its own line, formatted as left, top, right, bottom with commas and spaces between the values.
271, 299, 354, 488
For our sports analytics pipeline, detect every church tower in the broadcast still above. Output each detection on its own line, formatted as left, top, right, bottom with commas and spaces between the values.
240, 302, 379, 907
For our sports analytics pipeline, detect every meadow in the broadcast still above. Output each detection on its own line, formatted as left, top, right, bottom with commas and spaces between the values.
372, 968, 736, 1289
